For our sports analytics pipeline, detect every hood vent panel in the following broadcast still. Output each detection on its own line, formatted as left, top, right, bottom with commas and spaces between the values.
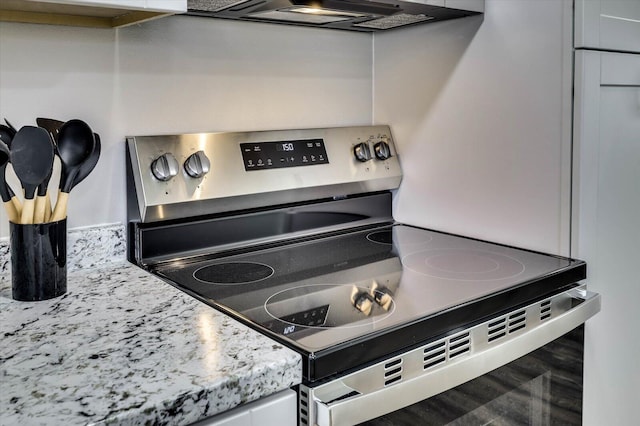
186, 0, 483, 32
189, 0, 250, 12
354, 13, 433, 30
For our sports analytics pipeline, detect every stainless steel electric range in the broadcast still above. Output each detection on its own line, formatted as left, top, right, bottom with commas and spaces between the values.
126, 125, 601, 426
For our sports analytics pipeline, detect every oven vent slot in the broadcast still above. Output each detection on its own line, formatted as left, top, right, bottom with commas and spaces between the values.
299, 389, 309, 425
507, 309, 527, 334
422, 332, 471, 370
540, 299, 552, 321
487, 308, 528, 343
383, 358, 403, 386
487, 317, 507, 342
448, 332, 471, 358
423, 340, 446, 370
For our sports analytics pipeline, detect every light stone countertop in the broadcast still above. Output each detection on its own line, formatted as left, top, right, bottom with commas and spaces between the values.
0, 225, 302, 426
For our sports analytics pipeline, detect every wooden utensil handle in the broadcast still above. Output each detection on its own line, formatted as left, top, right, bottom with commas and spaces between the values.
10, 195, 22, 213
51, 191, 69, 222
44, 192, 52, 223
3, 200, 19, 223
34, 195, 46, 224
20, 198, 35, 225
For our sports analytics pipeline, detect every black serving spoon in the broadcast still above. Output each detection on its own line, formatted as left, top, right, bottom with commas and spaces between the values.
51, 119, 95, 222
11, 126, 55, 224
0, 141, 20, 223
73, 133, 101, 187
36, 118, 101, 221
36, 119, 102, 183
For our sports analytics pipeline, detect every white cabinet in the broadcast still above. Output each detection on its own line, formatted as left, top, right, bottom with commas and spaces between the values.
411, 0, 485, 13
572, 50, 640, 426
575, 0, 640, 53
191, 389, 297, 426
146, 0, 185, 12
34, 0, 151, 9
0, 0, 186, 28
17, 0, 186, 13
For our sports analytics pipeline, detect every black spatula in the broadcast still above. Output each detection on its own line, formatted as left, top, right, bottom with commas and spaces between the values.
11, 126, 55, 224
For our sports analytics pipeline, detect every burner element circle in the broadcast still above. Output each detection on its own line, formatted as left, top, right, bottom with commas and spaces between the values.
264, 284, 395, 329
193, 261, 274, 285
366, 230, 393, 245
403, 249, 525, 281
427, 253, 500, 274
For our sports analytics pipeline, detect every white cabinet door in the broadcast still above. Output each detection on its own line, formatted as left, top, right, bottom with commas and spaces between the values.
573, 50, 640, 426
407, 0, 484, 12
27, 0, 147, 11
192, 389, 297, 426
146, 0, 186, 12
575, 0, 640, 52
199, 410, 251, 426
23, 0, 186, 13
2, 0, 186, 27
248, 388, 297, 426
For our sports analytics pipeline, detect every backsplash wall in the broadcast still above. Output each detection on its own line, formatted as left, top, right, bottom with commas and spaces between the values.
0, 16, 373, 237
374, 0, 573, 256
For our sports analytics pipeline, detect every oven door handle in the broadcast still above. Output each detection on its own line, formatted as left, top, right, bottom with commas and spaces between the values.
306, 288, 601, 426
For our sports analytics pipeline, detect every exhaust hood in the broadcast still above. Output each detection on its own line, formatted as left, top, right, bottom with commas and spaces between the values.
186, 0, 483, 32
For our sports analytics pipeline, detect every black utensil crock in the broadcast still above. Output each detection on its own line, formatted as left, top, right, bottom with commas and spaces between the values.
10, 219, 67, 301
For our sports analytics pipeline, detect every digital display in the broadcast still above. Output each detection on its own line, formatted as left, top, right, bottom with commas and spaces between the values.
277, 143, 295, 152
240, 139, 329, 171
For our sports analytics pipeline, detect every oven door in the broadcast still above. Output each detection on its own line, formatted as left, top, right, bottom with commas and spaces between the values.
361, 326, 583, 425
300, 287, 600, 426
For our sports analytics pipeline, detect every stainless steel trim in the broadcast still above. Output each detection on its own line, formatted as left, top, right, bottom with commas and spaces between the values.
302, 286, 600, 426
127, 126, 402, 223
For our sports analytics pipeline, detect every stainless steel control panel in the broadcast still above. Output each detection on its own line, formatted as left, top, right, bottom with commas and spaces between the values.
127, 126, 402, 223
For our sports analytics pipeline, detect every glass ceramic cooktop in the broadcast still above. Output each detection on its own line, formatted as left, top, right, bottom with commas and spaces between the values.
154, 224, 580, 353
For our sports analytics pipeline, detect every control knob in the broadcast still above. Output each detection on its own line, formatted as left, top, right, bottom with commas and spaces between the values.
354, 142, 371, 162
151, 153, 179, 181
372, 286, 393, 311
352, 292, 374, 316
374, 141, 391, 160
184, 150, 211, 178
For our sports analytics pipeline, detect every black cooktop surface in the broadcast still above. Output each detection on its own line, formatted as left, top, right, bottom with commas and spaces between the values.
153, 224, 585, 381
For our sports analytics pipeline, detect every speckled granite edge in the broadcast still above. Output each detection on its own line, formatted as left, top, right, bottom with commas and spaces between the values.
0, 223, 126, 275
0, 261, 302, 426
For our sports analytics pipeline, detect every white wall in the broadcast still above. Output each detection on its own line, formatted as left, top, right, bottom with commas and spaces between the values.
0, 16, 372, 236
374, 0, 573, 256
